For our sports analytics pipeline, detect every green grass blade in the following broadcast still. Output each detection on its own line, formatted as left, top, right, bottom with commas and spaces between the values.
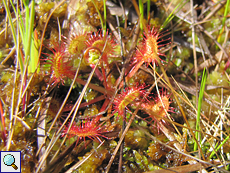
91, 0, 105, 34
103, 0, 106, 32
217, 0, 229, 43
9, 0, 26, 48
138, 0, 144, 30
24, 0, 35, 60
209, 135, 230, 158
147, 0, 150, 21
3, 0, 24, 72
23, 0, 30, 42
194, 68, 207, 151
160, 0, 188, 32
9, 0, 36, 73
29, 31, 40, 73
3, 0, 16, 44
27, 1, 37, 73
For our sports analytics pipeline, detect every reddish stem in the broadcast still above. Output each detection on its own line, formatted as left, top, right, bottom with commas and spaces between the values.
75, 78, 114, 96
101, 65, 108, 89
0, 99, 6, 146
99, 98, 111, 113
116, 61, 144, 89
21, 73, 27, 118
126, 61, 144, 82
90, 64, 104, 81
79, 95, 106, 109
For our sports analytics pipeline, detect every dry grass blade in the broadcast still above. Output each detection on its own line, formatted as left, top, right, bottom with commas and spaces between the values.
42, 140, 77, 173
6, 57, 19, 151
135, 124, 229, 172
37, 96, 52, 171
105, 101, 141, 173
190, 0, 198, 111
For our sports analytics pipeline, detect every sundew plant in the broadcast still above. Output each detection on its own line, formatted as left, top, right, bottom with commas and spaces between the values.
0, 0, 230, 172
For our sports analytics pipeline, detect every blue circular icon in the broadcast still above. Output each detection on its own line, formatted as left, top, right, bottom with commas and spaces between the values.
3, 154, 14, 166
3, 154, 18, 170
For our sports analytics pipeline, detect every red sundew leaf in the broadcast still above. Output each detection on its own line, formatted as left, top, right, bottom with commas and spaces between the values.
42, 41, 75, 85
134, 26, 169, 65
66, 32, 90, 55
113, 84, 149, 119
62, 116, 108, 143
85, 30, 119, 66
224, 59, 230, 71
127, 26, 170, 80
140, 89, 174, 129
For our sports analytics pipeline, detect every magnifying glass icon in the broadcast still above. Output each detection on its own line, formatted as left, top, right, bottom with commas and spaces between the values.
3, 154, 18, 170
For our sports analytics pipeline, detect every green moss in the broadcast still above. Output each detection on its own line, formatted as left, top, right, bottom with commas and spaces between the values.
207, 71, 229, 87
84, 88, 98, 102
86, 0, 104, 27
9, 140, 35, 173
86, 49, 100, 65
139, 120, 147, 127
1, 72, 13, 83
83, 104, 99, 116
52, 3, 67, 18
148, 142, 166, 161
206, 71, 230, 95
133, 150, 148, 171
124, 129, 148, 149
77, 148, 108, 172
